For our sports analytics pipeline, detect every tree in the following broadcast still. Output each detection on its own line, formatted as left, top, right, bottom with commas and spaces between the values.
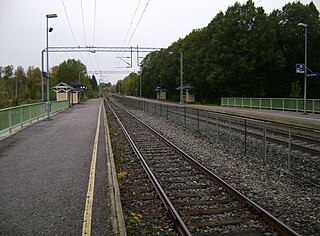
90, 75, 98, 92
139, 0, 320, 103
13, 66, 27, 100
116, 72, 139, 96
272, 1, 320, 98
55, 59, 87, 85
26, 66, 42, 100
2, 65, 14, 99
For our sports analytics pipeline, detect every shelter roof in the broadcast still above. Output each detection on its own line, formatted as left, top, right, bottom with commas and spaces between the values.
154, 84, 167, 92
176, 84, 194, 90
52, 82, 76, 93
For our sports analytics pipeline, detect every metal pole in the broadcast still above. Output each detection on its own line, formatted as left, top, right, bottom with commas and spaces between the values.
41, 50, 45, 102
46, 16, 51, 119
45, 13, 57, 118
299, 23, 308, 114
303, 26, 308, 114
180, 51, 183, 104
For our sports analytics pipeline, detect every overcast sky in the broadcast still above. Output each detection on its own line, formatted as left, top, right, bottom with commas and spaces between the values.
0, 0, 317, 84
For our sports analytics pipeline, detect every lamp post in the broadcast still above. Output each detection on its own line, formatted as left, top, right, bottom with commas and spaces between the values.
41, 49, 45, 102
298, 22, 308, 114
46, 13, 57, 119
169, 50, 184, 104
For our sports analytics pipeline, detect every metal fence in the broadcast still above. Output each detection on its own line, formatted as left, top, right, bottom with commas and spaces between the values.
113, 95, 320, 186
0, 100, 69, 134
221, 97, 320, 113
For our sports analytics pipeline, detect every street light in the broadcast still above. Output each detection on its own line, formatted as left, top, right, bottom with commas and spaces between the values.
46, 13, 57, 119
169, 50, 184, 104
298, 22, 308, 114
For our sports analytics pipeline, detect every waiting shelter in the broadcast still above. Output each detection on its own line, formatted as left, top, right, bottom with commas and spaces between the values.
154, 85, 167, 100
176, 84, 195, 103
52, 82, 80, 106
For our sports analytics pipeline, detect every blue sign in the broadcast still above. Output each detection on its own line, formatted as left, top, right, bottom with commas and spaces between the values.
42, 72, 48, 78
306, 72, 320, 77
296, 64, 305, 74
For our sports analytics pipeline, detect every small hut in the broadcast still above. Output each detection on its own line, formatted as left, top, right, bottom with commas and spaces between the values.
52, 82, 79, 105
154, 85, 167, 100
176, 84, 195, 103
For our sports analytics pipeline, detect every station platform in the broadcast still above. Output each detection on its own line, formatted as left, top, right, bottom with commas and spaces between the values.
0, 99, 117, 235
125, 96, 320, 130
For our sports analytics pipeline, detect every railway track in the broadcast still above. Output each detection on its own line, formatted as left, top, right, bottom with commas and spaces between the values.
105, 100, 177, 235
119, 98, 319, 185
153, 104, 320, 156
106, 97, 299, 235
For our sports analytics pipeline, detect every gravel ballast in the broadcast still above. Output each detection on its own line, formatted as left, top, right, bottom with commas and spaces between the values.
130, 109, 320, 235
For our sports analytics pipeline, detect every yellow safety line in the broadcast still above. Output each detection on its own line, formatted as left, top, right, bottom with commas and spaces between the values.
82, 100, 102, 236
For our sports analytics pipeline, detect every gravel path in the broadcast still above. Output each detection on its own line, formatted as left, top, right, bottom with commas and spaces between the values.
131, 109, 320, 235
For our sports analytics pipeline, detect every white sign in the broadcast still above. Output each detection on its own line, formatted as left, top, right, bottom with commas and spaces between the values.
296, 64, 305, 74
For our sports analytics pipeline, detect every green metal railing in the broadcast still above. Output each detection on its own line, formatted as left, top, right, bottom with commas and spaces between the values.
0, 100, 69, 134
221, 97, 320, 113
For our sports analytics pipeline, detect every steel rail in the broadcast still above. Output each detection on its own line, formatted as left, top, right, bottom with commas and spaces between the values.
144, 103, 320, 157
106, 99, 192, 236
112, 94, 320, 132
109, 97, 300, 236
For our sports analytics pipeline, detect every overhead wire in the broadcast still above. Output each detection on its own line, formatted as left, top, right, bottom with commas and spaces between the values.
80, 0, 88, 46
92, 0, 97, 46
61, 0, 87, 68
121, 0, 141, 47
61, 0, 96, 77
80, 0, 97, 72
92, 0, 100, 74
115, 0, 142, 70
126, 0, 151, 46
115, 0, 150, 71
61, 0, 79, 46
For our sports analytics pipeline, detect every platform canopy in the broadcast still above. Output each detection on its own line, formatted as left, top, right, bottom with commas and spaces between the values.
52, 82, 76, 93
154, 84, 167, 92
176, 84, 194, 90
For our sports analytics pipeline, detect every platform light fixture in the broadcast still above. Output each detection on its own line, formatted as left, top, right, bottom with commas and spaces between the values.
298, 22, 308, 114
46, 13, 57, 119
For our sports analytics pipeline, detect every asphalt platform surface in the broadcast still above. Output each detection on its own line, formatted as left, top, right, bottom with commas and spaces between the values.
0, 99, 111, 235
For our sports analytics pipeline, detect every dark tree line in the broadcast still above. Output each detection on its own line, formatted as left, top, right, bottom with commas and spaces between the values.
119, 1, 320, 104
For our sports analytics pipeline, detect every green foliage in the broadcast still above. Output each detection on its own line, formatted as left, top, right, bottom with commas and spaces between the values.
116, 72, 139, 96
0, 65, 43, 109
53, 59, 87, 85
125, 212, 143, 226
290, 81, 302, 98
52, 58, 99, 100
11, 97, 19, 107
0, 58, 99, 109
140, 0, 320, 102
